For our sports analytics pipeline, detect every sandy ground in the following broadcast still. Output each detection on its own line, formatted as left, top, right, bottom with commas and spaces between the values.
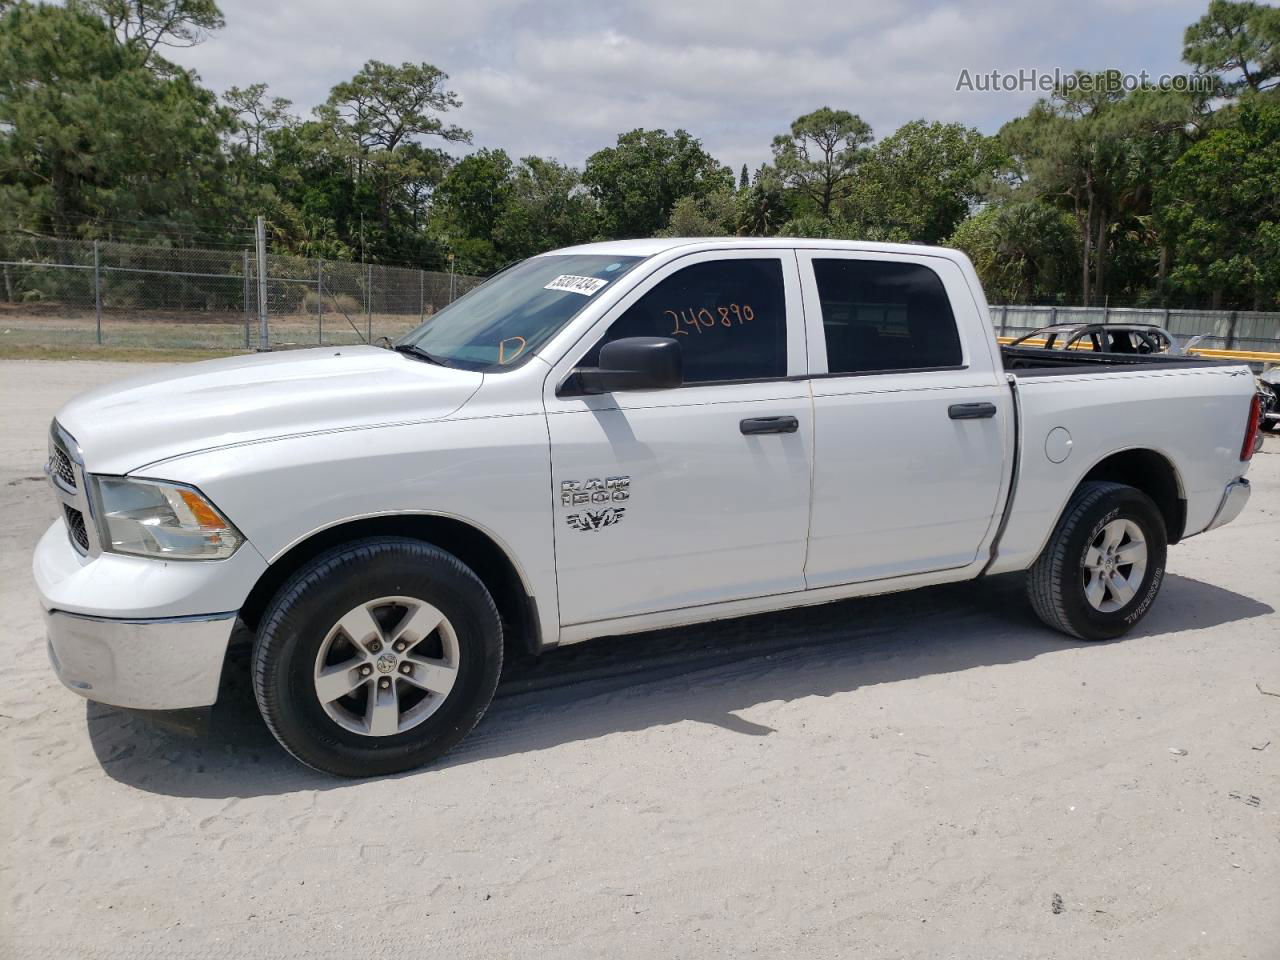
1, 358, 1277, 960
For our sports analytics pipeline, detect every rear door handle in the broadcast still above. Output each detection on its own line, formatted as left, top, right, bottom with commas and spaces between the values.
740, 416, 799, 435
949, 402, 998, 420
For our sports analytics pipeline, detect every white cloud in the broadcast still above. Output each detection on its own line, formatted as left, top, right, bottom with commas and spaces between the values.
170, 0, 1212, 172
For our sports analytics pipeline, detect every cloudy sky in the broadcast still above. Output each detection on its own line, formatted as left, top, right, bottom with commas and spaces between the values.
172, 0, 1213, 172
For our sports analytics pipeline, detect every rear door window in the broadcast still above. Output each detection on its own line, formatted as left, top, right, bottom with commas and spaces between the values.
811, 259, 962, 374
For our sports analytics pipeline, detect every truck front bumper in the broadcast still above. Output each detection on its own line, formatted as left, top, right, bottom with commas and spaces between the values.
1204, 477, 1251, 533
45, 609, 237, 709
33, 517, 267, 711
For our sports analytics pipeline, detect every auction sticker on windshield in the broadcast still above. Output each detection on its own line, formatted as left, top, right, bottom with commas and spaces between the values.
545, 275, 609, 296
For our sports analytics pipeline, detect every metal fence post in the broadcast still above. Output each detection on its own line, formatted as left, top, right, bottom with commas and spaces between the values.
92, 240, 102, 345
243, 248, 251, 348
419, 269, 425, 322
1226, 310, 1238, 351
1000, 304, 1008, 336
1049, 305, 1057, 326
316, 259, 323, 345
255, 216, 269, 351
366, 262, 372, 342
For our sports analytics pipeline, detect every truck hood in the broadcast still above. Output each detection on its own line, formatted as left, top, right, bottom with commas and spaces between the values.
56, 346, 484, 474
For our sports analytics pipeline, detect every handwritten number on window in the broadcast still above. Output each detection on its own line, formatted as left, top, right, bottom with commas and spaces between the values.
667, 304, 753, 336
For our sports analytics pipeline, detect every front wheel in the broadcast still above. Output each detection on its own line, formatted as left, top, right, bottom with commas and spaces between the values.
252, 538, 503, 777
1026, 481, 1168, 641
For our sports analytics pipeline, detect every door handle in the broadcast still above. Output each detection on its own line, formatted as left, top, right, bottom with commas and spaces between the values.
740, 416, 799, 435
948, 402, 997, 420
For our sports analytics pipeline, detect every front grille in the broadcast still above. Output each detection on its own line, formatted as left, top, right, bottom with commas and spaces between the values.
48, 423, 94, 555
63, 505, 89, 552
49, 444, 76, 489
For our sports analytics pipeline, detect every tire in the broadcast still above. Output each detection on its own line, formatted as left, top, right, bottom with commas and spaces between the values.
1026, 481, 1168, 642
252, 537, 503, 777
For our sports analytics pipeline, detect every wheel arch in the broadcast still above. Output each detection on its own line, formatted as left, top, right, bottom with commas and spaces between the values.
1076, 447, 1187, 544
239, 513, 542, 655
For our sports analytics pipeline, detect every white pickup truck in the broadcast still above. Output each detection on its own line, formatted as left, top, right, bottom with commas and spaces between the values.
35, 238, 1260, 776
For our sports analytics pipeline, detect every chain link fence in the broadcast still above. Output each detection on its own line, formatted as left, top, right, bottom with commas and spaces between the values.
0, 234, 482, 352
2, 233, 1278, 356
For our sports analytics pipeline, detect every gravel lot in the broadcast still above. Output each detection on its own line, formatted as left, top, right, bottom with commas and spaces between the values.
2, 358, 1277, 959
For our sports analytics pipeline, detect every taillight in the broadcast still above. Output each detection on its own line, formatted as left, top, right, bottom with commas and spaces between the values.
1241, 392, 1261, 461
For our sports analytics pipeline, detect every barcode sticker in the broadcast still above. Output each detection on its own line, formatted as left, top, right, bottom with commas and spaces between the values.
544, 275, 609, 296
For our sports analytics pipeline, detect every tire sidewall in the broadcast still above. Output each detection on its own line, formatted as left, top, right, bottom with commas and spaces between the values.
255, 539, 502, 776
1060, 489, 1167, 640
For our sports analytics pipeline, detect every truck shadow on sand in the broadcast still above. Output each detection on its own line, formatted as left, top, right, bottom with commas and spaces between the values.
85, 572, 1272, 799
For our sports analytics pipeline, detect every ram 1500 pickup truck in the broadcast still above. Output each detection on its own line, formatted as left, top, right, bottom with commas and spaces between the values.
35, 239, 1260, 776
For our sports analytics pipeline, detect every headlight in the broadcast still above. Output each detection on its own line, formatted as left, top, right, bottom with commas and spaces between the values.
90, 477, 243, 560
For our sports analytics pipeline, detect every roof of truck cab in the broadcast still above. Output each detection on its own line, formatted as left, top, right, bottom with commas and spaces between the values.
540, 237, 967, 260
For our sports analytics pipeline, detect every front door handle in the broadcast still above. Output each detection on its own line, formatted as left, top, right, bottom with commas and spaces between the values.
740, 416, 799, 435
948, 402, 997, 420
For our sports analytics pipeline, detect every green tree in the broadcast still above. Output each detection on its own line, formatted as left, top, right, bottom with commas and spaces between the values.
1000, 72, 1200, 303
251, 119, 368, 259
1183, 0, 1280, 94
0, 1, 233, 239
948, 202, 1079, 302
778, 213, 912, 243
223, 83, 295, 160
844, 120, 1003, 244
321, 60, 469, 153
582, 128, 732, 238
656, 188, 736, 237
1000, 74, 1123, 304
497, 156, 598, 257
1157, 98, 1280, 307
395, 141, 451, 233
431, 152, 599, 269
85, 0, 224, 66
771, 107, 873, 218
431, 148, 515, 273
311, 60, 470, 260
734, 165, 786, 236
266, 205, 353, 260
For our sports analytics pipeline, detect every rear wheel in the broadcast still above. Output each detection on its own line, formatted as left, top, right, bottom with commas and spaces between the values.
252, 538, 502, 777
1026, 481, 1167, 641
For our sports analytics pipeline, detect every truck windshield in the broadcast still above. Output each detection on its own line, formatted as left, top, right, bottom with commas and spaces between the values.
396, 254, 645, 371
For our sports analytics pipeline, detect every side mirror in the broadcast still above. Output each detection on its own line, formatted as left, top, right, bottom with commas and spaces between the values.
570, 337, 683, 394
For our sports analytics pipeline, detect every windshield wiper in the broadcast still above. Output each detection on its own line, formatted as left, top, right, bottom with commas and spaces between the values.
393, 343, 452, 367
